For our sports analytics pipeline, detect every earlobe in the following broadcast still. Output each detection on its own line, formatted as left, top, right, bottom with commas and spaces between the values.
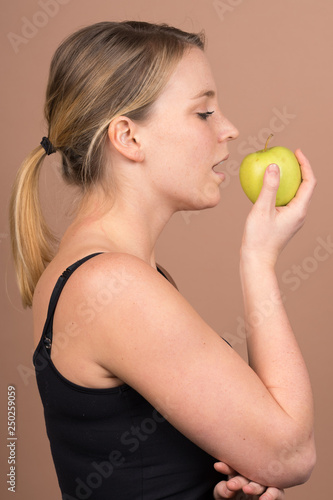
107, 117, 144, 162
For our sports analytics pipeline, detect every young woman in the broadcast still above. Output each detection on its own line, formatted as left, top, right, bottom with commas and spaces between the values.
10, 21, 316, 500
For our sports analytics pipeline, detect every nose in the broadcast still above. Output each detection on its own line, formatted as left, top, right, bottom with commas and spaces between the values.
217, 115, 239, 143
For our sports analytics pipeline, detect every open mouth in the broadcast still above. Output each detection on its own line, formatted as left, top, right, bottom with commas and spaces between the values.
212, 154, 230, 170
212, 154, 230, 181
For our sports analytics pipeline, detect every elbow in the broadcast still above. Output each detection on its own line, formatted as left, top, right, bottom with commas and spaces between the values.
270, 432, 316, 489
292, 438, 316, 486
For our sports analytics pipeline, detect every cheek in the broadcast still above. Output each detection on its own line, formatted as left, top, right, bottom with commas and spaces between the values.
172, 125, 213, 163
146, 119, 181, 159
149, 129, 186, 168
145, 117, 214, 176
189, 134, 215, 170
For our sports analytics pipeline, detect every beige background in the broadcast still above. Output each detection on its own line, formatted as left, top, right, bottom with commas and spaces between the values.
1, 0, 332, 498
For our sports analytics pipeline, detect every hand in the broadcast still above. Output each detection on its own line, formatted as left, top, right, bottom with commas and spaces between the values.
241, 149, 317, 267
213, 462, 285, 500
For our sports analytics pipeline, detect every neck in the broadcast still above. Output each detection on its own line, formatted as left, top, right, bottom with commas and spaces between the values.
64, 185, 175, 269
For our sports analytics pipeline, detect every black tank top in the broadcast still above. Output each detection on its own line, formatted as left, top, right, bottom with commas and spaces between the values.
33, 254, 225, 499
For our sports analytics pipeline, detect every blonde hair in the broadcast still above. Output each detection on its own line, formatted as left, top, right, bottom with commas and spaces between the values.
9, 21, 205, 308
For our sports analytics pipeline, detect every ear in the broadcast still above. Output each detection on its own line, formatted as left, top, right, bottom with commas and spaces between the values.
107, 116, 144, 162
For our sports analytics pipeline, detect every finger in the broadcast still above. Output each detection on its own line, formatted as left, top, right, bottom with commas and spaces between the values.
260, 487, 285, 500
213, 480, 237, 499
242, 480, 267, 495
226, 475, 250, 491
214, 462, 236, 476
294, 149, 316, 185
288, 149, 317, 208
254, 163, 280, 212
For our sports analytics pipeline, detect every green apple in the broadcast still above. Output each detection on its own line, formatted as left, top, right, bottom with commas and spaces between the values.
239, 135, 302, 206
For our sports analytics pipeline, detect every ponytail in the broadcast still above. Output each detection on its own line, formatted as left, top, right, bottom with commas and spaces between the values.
9, 146, 57, 308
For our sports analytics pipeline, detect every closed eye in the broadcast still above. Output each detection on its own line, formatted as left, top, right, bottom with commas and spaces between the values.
197, 111, 215, 120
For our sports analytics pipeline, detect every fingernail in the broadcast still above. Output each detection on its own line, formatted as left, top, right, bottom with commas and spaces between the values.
267, 163, 279, 174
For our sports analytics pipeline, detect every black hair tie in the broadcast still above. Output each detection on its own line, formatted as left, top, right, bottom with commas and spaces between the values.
40, 136, 56, 155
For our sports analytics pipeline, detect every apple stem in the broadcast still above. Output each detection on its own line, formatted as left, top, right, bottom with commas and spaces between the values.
264, 134, 274, 152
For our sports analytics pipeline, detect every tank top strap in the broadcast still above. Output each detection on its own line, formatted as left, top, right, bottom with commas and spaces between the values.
35, 253, 171, 359
41, 253, 103, 350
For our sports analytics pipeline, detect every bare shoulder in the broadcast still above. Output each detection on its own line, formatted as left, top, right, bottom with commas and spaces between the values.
32, 252, 159, 340
65, 252, 175, 298
45, 251, 179, 335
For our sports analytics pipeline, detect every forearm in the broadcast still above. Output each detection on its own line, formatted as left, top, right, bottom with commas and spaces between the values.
232, 153, 316, 485
240, 255, 314, 435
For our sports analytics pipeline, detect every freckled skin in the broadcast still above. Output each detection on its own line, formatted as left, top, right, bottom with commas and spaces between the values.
239, 146, 302, 206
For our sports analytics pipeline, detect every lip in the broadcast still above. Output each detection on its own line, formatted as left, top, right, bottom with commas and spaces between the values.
212, 154, 230, 169
212, 154, 229, 182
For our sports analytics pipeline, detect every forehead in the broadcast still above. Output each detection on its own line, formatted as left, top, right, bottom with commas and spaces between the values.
157, 47, 217, 103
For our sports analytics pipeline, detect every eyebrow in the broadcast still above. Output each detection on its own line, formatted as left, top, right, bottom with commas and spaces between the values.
190, 89, 216, 100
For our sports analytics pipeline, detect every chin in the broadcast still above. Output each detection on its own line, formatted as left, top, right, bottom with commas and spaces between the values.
198, 184, 221, 209
175, 184, 221, 212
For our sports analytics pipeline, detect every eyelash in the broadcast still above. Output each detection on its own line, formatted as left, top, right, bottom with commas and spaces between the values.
197, 111, 215, 120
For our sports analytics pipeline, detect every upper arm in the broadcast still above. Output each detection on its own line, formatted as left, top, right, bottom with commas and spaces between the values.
70, 253, 306, 487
